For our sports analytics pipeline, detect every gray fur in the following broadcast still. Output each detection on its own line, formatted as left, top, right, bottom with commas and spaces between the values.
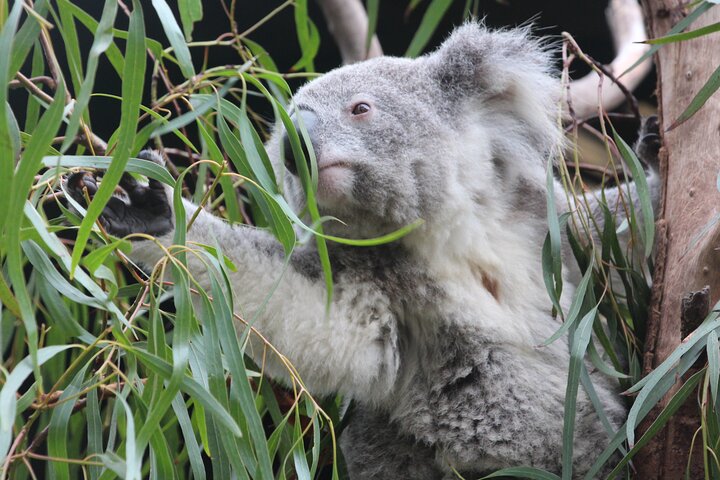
87, 22, 663, 478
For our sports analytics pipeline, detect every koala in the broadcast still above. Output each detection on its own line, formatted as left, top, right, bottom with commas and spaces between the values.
67, 23, 660, 479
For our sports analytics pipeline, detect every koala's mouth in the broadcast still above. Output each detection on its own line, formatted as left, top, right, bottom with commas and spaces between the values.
315, 160, 354, 203
318, 160, 352, 172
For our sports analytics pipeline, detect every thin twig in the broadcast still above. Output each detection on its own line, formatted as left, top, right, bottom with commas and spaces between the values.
14, 72, 53, 104
8, 75, 56, 90
164, 147, 201, 162
15, 73, 108, 154
563, 31, 642, 120
1, 427, 28, 479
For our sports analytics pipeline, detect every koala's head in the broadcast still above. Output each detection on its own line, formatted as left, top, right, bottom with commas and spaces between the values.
266, 22, 563, 239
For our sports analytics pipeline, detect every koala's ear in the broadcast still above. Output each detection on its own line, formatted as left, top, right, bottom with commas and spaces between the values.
429, 22, 553, 97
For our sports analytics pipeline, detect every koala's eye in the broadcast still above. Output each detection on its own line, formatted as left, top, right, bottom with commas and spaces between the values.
351, 102, 371, 116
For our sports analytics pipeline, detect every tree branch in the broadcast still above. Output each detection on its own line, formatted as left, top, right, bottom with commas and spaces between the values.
316, 0, 382, 64
568, 0, 652, 118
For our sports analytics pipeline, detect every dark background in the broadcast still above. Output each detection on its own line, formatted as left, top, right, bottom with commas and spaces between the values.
10, 0, 656, 144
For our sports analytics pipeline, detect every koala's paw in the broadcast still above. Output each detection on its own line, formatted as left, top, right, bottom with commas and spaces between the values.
635, 115, 660, 170
65, 150, 174, 238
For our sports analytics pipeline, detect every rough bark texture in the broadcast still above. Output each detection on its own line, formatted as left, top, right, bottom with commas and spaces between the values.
637, 2, 720, 478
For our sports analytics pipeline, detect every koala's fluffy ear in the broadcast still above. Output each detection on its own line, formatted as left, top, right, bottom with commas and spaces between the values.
429, 22, 563, 154
429, 22, 555, 98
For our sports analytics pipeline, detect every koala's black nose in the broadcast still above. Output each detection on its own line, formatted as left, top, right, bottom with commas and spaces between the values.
282, 109, 318, 175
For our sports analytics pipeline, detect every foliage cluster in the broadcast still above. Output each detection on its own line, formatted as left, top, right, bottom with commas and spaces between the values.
1, 1, 720, 479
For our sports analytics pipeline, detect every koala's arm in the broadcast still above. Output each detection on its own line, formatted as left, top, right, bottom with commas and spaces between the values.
131, 205, 399, 398
66, 155, 399, 401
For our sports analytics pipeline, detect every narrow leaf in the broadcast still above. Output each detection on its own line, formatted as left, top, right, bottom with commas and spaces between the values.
708, 331, 720, 405
151, 0, 196, 78
561, 307, 598, 479
645, 20, 720, 45
623, 1, 715, 75
0, 346, 76, 464
481, 467, 561, 479
71, 0, 146, 274
668, 62, 720, 130
405, 0, 453, 57
61, 0, 118, 153
612, 127, 654, 257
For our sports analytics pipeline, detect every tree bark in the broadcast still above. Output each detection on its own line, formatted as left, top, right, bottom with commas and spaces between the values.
637, 2, 720, 478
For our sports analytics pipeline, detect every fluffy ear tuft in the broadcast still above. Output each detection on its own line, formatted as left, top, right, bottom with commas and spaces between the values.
428, 22, 564, 158
429, 22, 554, 96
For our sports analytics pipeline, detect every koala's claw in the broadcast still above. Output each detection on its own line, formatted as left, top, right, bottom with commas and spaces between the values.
64, 154, 174, 238
636, 115, 661, 169
66, 171, 98, 198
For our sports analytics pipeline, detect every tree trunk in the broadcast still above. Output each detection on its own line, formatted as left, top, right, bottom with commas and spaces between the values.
636, 1, 720, 478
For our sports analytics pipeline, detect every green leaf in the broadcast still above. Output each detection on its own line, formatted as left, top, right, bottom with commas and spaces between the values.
43, 155, 176, 185
113, 392, 141, 480
543, 257, 595, 345
82, 239, 132, 274
193, 292, 251, 477
23, 241, 106, 310
366, 0, 380, 55
178, 0, 203, 40
292, 406, 312, 480
71, 0, 146, 275
0, 0, 31, 229
586, 339, 629, 379
645, 20, 720, 45
668, 61, 720, 130
0, 345, 76, 465
87, 389, 104, 480
481, 467, 561, 479
561, 306, 598, 479
128, 346, 243, 437
48, 366, 90, 480
23, 204, 129, 328
56, 0, 85, 93
135, 192, 194, 452
61, 0, 118, 153
36, 275, 96, 343
216, 106, 296, 253
612, 127, 654, 257
405, 0, 453, 57
151, 0, 196, 78
579, 364, 625, 454
292, 0, 319, 72
605, 369, 705, 478
196, 118, 242, 220
150, 77, 239, 138
542, 161, 569, 318
5, 80, 67, 384
625, 312, 720, 446
62, 1, 125, 74
9, 0, 48, 77
623, 1, 715, 75
172, 393, 207, 480
708, 331, 720, 405
207, 271, 274, 478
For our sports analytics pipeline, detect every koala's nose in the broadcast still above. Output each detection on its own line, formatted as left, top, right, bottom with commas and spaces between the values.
282, 109, 318, 175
